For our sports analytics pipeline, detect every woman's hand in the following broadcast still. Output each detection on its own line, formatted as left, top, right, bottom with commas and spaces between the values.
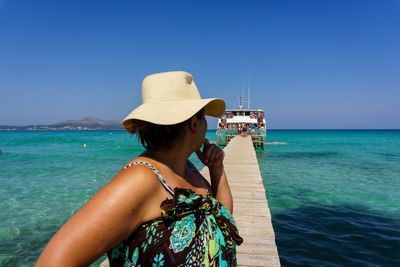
195, 139, 232, 212
195, 139, 224, 170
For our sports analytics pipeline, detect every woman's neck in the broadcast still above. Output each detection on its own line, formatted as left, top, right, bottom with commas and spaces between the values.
142, 147, 190, 176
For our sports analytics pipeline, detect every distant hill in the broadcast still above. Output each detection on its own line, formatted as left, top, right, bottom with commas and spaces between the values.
54, 116, 122, 129
0, 117, 123, 131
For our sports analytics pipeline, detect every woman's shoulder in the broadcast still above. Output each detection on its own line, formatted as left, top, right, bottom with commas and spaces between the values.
109, 157, 173, 223
111, 157, 163, 188
110, 157, 172, 201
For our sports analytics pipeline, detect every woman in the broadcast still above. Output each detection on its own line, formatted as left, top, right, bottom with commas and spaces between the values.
36, 71, 242, 266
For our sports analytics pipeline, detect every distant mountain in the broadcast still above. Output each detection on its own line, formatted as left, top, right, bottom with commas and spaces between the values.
54, 117, 122, 129
0, 117, 123, 131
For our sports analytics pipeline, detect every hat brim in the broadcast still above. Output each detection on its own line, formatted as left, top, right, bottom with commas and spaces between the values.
122, 98, 225, 132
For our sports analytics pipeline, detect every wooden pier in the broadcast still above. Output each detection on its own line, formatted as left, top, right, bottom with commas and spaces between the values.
101, 135, 280, 266
201, 136, 280, 266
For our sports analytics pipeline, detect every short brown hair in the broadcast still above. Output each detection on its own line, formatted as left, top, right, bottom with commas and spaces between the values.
130, 109, 205, 150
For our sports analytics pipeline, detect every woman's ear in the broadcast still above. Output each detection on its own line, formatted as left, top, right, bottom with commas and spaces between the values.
188, 109, 205, 133
188, 116, 198, 133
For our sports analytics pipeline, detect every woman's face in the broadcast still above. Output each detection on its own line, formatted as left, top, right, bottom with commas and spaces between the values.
195, 109, 207, 148
200, 113, 207, 138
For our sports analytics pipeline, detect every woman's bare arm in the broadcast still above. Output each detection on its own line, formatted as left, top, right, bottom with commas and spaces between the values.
208, 167, 233, 213
196, 139, 233, 213
36, 166, 162, 267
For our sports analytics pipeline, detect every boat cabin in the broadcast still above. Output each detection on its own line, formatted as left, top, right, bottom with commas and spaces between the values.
218, 109, 266, 131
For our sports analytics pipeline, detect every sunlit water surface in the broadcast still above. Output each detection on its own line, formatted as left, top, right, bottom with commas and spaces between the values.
1, 130, 399, 266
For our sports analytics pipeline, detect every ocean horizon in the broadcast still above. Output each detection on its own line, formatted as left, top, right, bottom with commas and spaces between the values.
2, 128, 400, 130
1, 129, 399, 266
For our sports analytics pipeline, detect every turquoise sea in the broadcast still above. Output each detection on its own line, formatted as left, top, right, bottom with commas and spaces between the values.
1, 130, 399, 266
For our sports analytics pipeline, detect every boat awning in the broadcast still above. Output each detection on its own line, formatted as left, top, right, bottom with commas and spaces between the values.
226, 117, 258, 123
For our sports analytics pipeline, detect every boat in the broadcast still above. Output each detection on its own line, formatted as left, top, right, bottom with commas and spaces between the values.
216, 97, 267, 149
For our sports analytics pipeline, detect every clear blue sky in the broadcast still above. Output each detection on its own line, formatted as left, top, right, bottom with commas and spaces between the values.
1, 0, 399, 129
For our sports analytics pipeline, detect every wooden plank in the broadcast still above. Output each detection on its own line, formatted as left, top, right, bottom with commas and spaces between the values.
201, 135, 281, 267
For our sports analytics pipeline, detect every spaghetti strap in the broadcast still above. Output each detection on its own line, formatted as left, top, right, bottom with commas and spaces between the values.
123, 161, 174, 198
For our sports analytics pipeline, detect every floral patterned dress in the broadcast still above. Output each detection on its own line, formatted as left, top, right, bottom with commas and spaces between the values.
107, 161, 243, 267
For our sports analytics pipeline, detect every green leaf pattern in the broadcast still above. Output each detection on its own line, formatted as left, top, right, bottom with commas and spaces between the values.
107, 188, 242, 266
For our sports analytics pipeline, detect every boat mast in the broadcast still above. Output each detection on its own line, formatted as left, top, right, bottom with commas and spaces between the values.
248, 72, 251, 109
238, 96, 243, 109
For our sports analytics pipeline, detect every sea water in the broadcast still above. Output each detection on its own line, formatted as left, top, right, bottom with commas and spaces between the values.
0, 130, 399, 266
260, 130, 400, 266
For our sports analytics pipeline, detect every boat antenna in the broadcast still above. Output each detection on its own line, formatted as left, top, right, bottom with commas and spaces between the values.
248, 71, 251, 109
242, 82, 245, 106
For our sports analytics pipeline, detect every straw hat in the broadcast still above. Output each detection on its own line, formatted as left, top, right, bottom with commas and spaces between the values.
122, 71, 226, 132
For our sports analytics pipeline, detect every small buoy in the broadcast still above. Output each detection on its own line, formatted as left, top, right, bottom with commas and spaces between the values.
117, 146, 120, 149
83, 144, 87, 148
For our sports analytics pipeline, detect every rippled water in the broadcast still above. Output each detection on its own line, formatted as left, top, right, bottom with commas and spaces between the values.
258, 130, 400, 266
1, 130, 399, 266
0, 130, 204, 266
